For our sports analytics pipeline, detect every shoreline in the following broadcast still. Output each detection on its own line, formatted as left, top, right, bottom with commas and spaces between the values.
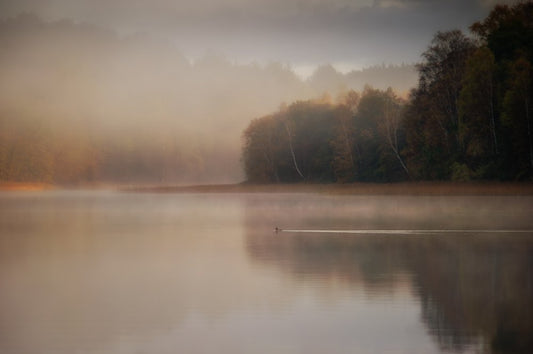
124, 182, 533, 196
0, 182, 55, 191
2, 181, 533, 195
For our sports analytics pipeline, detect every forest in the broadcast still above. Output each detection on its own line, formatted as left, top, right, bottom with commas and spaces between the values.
0, 13, 415, 185
242, 2, 533, 183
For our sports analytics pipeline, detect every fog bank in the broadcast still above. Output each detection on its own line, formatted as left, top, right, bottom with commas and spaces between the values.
0, 14, 416, 184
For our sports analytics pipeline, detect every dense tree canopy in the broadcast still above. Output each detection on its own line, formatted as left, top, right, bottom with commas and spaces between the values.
2, 2, 531, 184
243, 1, 533, 183
242, 88, 409, 183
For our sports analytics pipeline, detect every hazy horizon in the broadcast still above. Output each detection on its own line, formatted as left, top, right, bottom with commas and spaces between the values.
0, 0, 519, 184
0, 12, 418, 184
0, 0, 514, 76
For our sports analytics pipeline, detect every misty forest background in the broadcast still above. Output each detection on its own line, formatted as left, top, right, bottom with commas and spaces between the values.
1, 2, 532, 185
243, 2, 533, 183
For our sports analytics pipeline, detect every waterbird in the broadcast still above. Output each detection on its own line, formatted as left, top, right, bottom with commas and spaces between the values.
274, 227, 282, 233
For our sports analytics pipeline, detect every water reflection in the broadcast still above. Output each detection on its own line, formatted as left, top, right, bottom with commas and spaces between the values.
0, 192, 531, 354
244, 194, 533, 353
0, 192, 251, 354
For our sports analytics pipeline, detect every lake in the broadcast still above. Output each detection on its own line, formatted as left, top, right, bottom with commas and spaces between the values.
0, 191, 532, 354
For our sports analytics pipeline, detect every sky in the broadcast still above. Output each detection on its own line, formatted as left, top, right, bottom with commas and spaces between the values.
0, 0, 514, 76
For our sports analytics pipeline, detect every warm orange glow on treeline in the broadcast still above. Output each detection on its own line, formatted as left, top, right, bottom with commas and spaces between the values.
0, 182, 54, 191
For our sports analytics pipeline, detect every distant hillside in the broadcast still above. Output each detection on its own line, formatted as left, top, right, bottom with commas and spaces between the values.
307, 64, 417, 98
346, 64, 417, 94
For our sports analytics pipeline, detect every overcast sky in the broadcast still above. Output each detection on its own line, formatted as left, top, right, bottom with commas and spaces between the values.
0, 0, 514, 75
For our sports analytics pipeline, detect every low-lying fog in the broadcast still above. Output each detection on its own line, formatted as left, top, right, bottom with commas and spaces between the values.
0, 14, 417, 184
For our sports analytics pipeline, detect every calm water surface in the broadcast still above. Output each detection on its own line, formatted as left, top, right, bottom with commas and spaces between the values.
0, 191, 532, 354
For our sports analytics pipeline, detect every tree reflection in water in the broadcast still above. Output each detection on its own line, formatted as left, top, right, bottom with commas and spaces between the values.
244, 195, 533, 354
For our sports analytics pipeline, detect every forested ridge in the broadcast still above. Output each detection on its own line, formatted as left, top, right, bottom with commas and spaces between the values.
243, 2, 533, 183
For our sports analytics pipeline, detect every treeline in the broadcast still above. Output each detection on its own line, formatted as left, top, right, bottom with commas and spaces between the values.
243, 89, 407, 183
0, 13, 416, 185
242, 2, 533, 183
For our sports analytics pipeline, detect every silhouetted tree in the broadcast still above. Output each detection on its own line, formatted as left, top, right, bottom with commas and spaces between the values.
330, 104, 357, 182
502, 56, 533, 179
470, 1, 533, 180
243, 1, 533, 183
404, 30, 476, 180
457, 47, 498, 179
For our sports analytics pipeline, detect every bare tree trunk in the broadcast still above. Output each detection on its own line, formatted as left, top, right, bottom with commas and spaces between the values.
385, 99, 410, 178
284, 121, 304, 179
390, 142, 410, 178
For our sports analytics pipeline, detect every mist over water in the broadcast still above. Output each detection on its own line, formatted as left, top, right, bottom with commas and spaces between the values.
1, 191, 531, 353
1, 2, 531, 352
